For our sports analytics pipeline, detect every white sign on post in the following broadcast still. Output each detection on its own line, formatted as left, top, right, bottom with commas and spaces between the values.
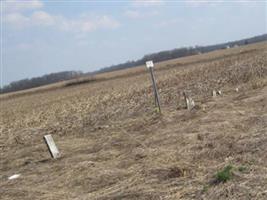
146, 60, 154, 68
44, 134, 60, 159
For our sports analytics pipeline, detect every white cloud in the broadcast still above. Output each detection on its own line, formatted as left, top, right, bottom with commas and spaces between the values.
93, 15, 120, 30
125, 10, 141, 19
157, 16, 216, 30
58, 15, 120, 33
3, 0, 120, 33
184, 0, 261, 8
3, 0, 44, 13
232, 0, 263, 7
185, 0, 224, 7
5, 12, 30, 28
124, 10, 159, 19
131, 0, 165, 7
4, 11, 120, 33
157, 18, 184, 27
31, 11, 56, 26
4, 11, 55, 29
16, 42, 33, 50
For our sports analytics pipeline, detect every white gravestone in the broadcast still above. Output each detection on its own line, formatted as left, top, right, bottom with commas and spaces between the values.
8, 174, 21, 180
44, 134, 60, 159
183, 92, 195, 110
212, 90, 217, 97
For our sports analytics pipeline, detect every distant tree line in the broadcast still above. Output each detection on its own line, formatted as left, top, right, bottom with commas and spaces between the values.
96, 34, 267, 73
1, 34, 266, 94
0, 71, 83, 94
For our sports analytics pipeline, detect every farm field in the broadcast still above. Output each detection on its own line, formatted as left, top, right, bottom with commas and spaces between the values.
0, 42, 267, 199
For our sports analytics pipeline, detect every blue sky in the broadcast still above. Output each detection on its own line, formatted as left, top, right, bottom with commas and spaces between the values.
1, 0, 266, 86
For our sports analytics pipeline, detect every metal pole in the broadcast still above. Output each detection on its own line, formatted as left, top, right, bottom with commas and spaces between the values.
149, 67, 161, 113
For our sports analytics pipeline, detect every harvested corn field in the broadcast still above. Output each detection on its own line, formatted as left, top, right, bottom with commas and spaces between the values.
0, 42, 267, 200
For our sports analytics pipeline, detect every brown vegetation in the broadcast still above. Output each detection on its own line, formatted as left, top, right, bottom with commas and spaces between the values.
0, 42, 266, 200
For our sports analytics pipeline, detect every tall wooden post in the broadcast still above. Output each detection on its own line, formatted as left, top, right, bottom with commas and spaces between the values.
146, 61, 161, 113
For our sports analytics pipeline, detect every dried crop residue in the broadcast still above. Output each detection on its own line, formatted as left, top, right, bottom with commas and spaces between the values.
0, 42, 267, 200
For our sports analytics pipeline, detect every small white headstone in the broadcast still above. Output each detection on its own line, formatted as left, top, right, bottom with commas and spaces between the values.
218, 90, 222, 95
146, 60, 154, 68
235, 88, 239, 92
212, 90, 217, 97
187, 97, 195, 110
8, 174, 21, 180
186, 98, 190, 109
183, 92, 195, 110
191, 99, 195, 107
44, 134, 60, 159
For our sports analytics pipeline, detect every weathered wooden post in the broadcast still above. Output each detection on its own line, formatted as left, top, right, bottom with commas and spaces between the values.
146, 60, 161, 113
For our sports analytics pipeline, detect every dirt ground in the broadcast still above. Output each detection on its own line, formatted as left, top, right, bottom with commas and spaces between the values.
0, 42, 267, 200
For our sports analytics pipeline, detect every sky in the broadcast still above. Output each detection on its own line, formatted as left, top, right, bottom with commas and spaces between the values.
1, 0, 266, 86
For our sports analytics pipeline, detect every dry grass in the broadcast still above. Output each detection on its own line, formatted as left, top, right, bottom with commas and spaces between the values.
0, 42, 267, 200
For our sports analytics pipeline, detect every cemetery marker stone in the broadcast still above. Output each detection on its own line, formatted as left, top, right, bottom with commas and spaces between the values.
44, 134, 60, 159
212, 90, 217, 97
183, 92, 195, 110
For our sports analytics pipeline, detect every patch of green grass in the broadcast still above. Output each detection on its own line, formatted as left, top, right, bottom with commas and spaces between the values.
154, 105, 163, 113
238, 166, 247, 172
202, 185, 209, 193
215, 165, 233, 183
